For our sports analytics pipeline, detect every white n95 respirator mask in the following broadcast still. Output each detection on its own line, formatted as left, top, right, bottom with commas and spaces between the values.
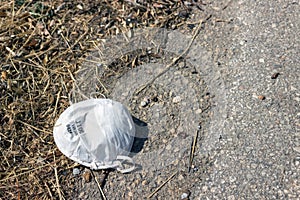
53, 98, 135, 173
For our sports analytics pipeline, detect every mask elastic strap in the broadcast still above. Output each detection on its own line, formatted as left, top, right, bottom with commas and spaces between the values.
115, 155, 135, 173
88, 156, 135, 173
89, 161, 120, 170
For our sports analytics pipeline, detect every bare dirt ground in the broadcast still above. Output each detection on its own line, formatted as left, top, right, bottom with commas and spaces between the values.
0, 1, 213, 199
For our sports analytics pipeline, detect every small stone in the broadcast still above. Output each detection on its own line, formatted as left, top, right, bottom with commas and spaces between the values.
131, 182, 136, 188
259, 58, 265, 63
142, 180, 148, 185
293, 146, 300, 153
73, 168, 80, 175
181, 193, 188, 199
291, 86, 297, 91
76, 4, 83, 10
83, 171, 91, 183
170, 128, 176, 134
229, 176, 236, 183
140, 101, 148, 107
178, 174, 184, 181
180, 190, 190, 199
152, 96, 158, 102
178, 62, 185, 68
202, 185, 208, 192
162, 139, 168, 143
173, 96, 181, 103
195, 109, 202, 114
128, 191, 133, 197
78, 192, 85, 198
192, 166, 198, 172
271, 72, 280, 79
140, 97, 150, 107
156, 177, 163, 184
258, 95, 265, 100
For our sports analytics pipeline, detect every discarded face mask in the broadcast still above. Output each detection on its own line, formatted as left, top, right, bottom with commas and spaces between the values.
53, 98, 135, 173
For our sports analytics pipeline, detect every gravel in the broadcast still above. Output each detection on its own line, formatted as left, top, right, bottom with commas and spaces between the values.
191, 0, 300, 199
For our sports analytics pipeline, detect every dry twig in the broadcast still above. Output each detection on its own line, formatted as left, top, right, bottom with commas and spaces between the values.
147, 170, 178, 199
91, 170, 107, 200
188, 124, 201, 172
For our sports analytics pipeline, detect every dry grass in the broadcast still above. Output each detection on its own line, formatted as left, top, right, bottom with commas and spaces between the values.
0, 0, 204, 199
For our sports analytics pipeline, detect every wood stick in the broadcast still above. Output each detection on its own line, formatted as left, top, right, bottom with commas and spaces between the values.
147, 170, 178, 199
